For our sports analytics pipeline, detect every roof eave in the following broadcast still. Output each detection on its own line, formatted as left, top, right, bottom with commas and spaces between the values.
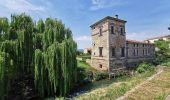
90, 16, 127, 28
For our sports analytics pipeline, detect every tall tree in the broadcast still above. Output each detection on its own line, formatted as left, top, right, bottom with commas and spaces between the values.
34, 18, 77, 97
0, 14, 77, 99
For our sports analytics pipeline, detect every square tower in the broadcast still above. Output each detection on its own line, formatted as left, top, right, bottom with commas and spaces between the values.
90, 15, 127, 74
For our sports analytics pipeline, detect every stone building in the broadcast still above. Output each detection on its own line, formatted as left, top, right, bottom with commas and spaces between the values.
90, 15, 155, 74
84, 48, 91, 54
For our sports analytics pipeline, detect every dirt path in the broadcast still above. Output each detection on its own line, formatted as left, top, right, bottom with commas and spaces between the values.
116, 66, 164, 100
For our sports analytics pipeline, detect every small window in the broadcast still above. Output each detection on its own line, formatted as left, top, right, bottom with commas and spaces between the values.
99, 28, 102, 36
121, 47, 125, 57
99, 64, 102, 68
133, 49, 136, 56
137, 49, 138, 56
99, 47, 103, 57
120, 27, 124, 35
94, 52, 95, 55
143, 49, 145, 55
127, 49, 129, 57
137, 44, 138, 47
111, 26, 114, 34
112, 47, 115, 57
134, 44, 135, 47
145, 49, 147, 55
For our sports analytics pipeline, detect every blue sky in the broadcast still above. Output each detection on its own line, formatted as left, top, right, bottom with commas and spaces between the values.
0, 0, 170, 49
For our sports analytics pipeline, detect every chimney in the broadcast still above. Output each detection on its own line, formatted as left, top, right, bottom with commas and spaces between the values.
115, 15, 118, 19
168, 27, 170, 30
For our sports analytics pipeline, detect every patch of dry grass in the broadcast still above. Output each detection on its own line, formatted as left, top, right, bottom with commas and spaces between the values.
125, 67, 170, 100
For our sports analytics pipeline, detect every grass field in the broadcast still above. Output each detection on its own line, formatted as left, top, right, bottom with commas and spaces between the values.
125, 67, 170, 100
77, 60, 97, 72
75, 69, 156, 100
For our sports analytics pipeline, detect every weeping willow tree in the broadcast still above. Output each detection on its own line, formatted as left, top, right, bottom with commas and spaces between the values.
0, 52, 11, 100
34, 18, 77, 97
0, 13, 77, 99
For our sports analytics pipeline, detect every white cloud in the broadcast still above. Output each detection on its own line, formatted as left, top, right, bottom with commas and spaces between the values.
90, 0, 125, 11
74, 35, 91, 49
0, 0, 45, 13
74, 35, 91, 41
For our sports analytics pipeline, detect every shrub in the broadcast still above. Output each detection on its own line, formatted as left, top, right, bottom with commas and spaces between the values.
166, 62, 170, 67
161, 61, 170, 67
137, 62, 154, 73
93, 72, 108, 81
76, 68, 92, 85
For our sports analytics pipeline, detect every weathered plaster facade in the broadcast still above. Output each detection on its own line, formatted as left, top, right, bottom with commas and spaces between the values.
90, 15, 155, 74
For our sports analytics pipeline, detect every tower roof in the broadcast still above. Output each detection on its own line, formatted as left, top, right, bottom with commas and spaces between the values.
90, 16, 127, 28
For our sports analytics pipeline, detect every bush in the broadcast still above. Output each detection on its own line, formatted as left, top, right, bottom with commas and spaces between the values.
166, 62, 170, 67
76, 68, 92, 85
137, 62, 154, 73
161, 61, 170, 67
93, 72, 108, 81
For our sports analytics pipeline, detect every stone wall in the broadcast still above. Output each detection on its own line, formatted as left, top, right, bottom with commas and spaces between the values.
126, 42, 155, 67
91, 57, 108, 71
91, 19, 109, 71
126, 42, 155, 58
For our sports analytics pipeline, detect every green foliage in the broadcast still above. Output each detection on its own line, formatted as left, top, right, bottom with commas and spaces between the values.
0, 17, 9, 32
154, 40, 170, 65
34, 18, 77, 97
77, 61, 108, 85
93, 72, 108, 81
0, 13, 77, 99
77, 50, 83, 55
0, 52, 11, 100
0, 53, 6, 100
137, 62, 154, 73
161, 60, 170, 67
37, 19, 45, 33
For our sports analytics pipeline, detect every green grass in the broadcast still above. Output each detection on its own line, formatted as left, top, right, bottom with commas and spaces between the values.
77, 54, 91, 62
77, 60, 97, 72
75, 70, 155, 100
154, 93, 167, 100
77, 60, 90, 69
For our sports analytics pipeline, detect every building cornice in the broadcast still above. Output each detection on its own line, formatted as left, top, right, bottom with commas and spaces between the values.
90, 16, 127, 28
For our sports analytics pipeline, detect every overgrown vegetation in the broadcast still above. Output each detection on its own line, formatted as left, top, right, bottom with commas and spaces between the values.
0, 13, 77, 99
75, 68, 155, 100
77, 61, 108, 85
137, 62, 155, 73
161, 59, 170, 67
154, 40, 170, 65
